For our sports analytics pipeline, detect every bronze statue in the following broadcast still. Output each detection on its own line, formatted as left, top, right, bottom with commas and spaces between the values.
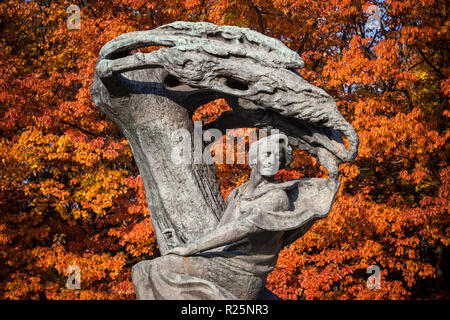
90, 21, 358, 299
131, 134, 340, 299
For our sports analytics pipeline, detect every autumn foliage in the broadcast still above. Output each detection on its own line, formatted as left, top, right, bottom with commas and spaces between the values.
0, 0, 448, 299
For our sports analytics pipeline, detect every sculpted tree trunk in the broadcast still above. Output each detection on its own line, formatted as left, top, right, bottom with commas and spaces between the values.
90, 21, 358, 298
91, 65, 226, 254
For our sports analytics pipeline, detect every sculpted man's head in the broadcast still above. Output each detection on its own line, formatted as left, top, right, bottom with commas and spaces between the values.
248, 133, 293, 178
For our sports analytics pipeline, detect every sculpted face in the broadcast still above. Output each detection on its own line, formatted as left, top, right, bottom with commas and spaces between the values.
256, 141, 284, 177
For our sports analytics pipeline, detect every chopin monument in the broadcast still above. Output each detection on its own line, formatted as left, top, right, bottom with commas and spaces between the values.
90, 21, 358, 299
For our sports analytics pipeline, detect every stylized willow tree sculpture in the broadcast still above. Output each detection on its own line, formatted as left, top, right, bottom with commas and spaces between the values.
90, 21, 358, 259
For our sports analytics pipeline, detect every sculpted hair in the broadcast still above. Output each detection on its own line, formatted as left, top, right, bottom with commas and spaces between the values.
247, 133, 294, 170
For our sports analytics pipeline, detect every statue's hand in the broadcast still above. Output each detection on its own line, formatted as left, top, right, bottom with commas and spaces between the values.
166, 243, 198, 256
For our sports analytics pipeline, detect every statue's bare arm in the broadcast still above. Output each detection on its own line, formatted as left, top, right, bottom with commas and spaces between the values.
166, 217, 259, 256
167, 188, 290, 257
